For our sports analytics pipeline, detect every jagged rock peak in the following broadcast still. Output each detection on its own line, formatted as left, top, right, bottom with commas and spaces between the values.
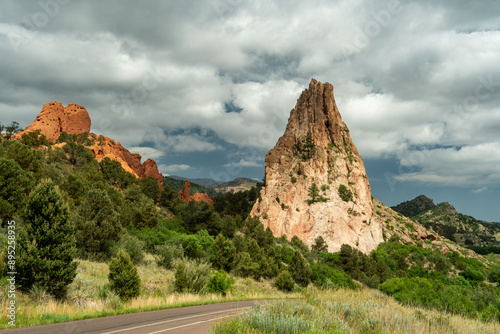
273, 78, 358, 155
251, 78, 383, 254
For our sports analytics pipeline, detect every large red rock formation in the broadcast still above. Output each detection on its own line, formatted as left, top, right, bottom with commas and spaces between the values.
15, 101, 163, 190
13, 101, 91, 142
250, 79, 383, 254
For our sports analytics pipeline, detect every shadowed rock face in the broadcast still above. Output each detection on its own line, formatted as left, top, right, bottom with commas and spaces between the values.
14, 101, 163, 190
250, 79, 383, 254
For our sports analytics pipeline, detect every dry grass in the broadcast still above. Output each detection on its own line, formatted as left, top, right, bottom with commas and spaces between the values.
211, 287, 500, 334
0, 254, 293, 329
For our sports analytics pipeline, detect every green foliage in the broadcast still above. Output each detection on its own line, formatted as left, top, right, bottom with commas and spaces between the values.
274, 271, 295, 292
174, 262, 188, 293
213, 184, 263, 220
312, 236, 328, 254
208, 270, 234, 295
212, 234, 236, 272
75, 189, 122, 260
154, 244, 184, 269
3, 121, 22, 139
111, 233, 145, 265
391, 195, 435, 217
0, 158, 35, 222
308, 183, 327, 204
100, 157, 135, 189
122, 184, 159, 229
1, 140, 43, 176
294, 132, 316, 160
159, 184, 183, 212
140, 176, 160, 202
17, 180, 77, 299
337, 184, 353, 202
174, 260, 212, 293
180, 201, 220, 235
21, 130, 50, 147
108, 249, 141, 301
289, 251, 312, 287
234, 252, 260, 278
310, 263, 358, 290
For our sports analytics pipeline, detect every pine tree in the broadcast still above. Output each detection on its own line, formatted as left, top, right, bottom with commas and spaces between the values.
312, 236, 328, 254
108, 250, 141, 301
211, 234, 236, 272
0, 158, 35, 222
308, 183, 320, 204
76, 189, 122, 260
289, 250, 312, 287
17, 180, 77, 299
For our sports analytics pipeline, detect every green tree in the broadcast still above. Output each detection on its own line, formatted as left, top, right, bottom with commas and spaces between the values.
4, 121, 21, 139
108, 249, 141, 301
289, 250, 312, 287
0, 159, 35, 222
75, 189, 122, 260
312, 236, 328, 254
17, 181, 77, 299
212, 234, 236, 272
140, 176, 160, 202
174, 262, 188, 292
308, 183, 320, 204
274, 271, 295, 292
338, 184, 353, 202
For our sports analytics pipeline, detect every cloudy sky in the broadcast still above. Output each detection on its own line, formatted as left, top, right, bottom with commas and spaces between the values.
1, 0, 500, 221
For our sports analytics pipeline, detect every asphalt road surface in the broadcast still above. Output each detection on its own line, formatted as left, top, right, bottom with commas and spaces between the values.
4, 300, 266, 334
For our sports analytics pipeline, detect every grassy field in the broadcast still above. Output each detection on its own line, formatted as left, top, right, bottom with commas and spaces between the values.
0, 254, 294, 329
211, 288, 500, 334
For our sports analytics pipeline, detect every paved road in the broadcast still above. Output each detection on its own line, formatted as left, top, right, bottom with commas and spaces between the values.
4, 300, 265, 334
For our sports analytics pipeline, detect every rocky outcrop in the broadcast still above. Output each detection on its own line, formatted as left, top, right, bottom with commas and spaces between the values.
13, 101, 91, 142
191, 193, 215, 206
88, 134, 164, 190
178, 180, 214, 206
15, 101, 163, 190
179, 180, 192, 204
250, 79, 383, 254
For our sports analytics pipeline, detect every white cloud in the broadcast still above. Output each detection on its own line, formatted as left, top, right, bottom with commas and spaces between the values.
159, 164, 191, 174
128, 146, 164, 162
394, 143, 500, 187
224, 159, 262, 168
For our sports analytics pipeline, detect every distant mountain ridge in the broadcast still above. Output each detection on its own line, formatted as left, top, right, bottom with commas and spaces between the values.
393, 195, 500, 247
391, 195, 435, 217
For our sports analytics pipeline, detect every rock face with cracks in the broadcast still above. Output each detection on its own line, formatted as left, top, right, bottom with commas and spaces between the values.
250, 79, 384, 254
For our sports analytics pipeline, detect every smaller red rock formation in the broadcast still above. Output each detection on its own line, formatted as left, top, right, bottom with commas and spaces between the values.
178, 180, 214, 206
192, 193, 215, 206
179, 180, 192, 204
